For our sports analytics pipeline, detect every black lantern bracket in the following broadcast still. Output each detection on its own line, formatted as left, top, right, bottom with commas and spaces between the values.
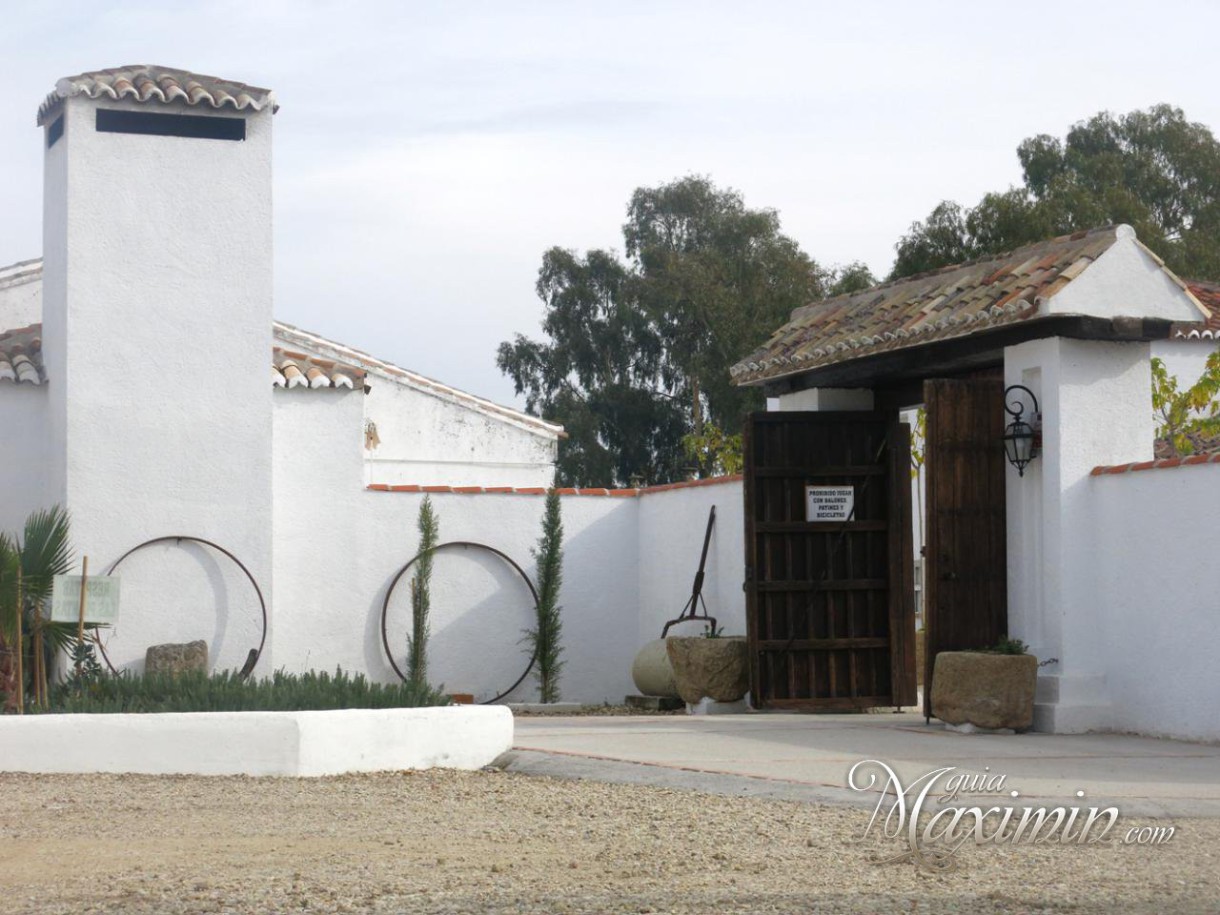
1003, 384, 1042, 476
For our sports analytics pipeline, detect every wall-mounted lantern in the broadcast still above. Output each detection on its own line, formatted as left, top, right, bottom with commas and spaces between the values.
1002, 385, 1041, 477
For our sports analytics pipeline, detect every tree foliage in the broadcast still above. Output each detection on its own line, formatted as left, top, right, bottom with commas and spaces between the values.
498, 176, 831, 487
407, 496, 439, 690
891, 105, 1220, 281
0, 506, 79, 712
1152, 352, 1220, 456
524, 487, 565, 703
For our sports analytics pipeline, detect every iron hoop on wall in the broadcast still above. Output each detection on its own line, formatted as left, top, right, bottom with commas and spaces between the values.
380, 540, 539, 705
93, 536, 268, 679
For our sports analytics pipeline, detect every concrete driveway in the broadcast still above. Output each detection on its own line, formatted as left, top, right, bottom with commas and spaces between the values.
510, 712, 1220, 818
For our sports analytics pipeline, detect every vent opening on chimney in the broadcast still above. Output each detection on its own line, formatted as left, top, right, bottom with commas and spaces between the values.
46, 115, 63, 148
95, 109, 246, 141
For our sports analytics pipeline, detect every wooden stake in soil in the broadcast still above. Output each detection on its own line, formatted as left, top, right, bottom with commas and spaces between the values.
75, 556, 89, 681
14, 565, 23, 715
33, 626, 44, 709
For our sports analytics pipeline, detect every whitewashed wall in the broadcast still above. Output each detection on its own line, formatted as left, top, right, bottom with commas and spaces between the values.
270, 457, 743, 703
0, 261, 41, 329
362, 378, 557, 488
1089, 463, 1220, 742
636, 482, 746, 643
0, 385, 50, 536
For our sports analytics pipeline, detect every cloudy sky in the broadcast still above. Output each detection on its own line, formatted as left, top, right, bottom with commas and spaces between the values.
2, 1, 1219, 406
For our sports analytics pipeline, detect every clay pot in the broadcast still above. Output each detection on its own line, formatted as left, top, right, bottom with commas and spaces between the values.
631, 639, 680, 699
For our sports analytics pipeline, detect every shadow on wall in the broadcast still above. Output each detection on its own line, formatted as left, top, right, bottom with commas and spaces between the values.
363, 501, 641, 705
376, 547, 537, 703
94, 540, 261, 674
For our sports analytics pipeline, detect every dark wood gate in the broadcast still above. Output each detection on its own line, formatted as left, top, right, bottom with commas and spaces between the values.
744, 411, 916, 709
922, 377, 1008, 717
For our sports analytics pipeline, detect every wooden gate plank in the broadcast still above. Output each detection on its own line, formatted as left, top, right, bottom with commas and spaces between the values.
922, 378, 1008, 718
744, 411, 916, 710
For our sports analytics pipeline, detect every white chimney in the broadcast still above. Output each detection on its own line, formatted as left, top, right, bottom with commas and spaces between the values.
38, 66, 277, 671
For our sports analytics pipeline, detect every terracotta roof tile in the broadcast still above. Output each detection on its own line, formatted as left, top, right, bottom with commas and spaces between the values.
38, 65, 276, 126
272, 347, 363, 391
732, 226, 1127, 386
0, 323, 361, 392
1177, 280, 1220, 337
0, 324, 43, 385
272, 321, 564, 439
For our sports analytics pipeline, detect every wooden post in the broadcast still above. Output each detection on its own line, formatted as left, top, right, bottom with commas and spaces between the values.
33, 626, 44, 709
75, 556, 89, 681
14, 565, 23, 715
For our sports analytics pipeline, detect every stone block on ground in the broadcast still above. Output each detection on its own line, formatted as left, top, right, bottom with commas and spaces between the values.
145, 640, 208, 677
931, 651, 1037, 731
665, 636, 749, 705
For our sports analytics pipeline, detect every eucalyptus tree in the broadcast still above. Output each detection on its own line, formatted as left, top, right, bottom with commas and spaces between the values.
499, 176, 831, 486
891, 105, 1220, 282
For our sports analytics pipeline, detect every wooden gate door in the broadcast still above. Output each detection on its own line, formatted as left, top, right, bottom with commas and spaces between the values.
922, 378, 1008, 718
744, 412, 916, 710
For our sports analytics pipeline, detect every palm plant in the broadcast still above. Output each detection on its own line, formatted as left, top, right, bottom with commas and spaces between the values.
0, 506, 79, 712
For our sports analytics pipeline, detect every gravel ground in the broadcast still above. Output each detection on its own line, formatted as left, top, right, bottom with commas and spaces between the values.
1, 769, 1217, 914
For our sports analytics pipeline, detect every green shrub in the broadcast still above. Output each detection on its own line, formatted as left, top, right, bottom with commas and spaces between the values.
42, 667, 450, 714
988, 635, 1029, 656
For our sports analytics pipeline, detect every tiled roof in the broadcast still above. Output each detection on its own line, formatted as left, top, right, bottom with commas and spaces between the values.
273, 321, 565, 440
1154, 432, 1220, 459
37, 65, 276, 126
0, 322, 361, 391
732, 225, 1191, 386
0, 324, 43, 385
1175, 281, 1220, 338
272, 346, 364, 390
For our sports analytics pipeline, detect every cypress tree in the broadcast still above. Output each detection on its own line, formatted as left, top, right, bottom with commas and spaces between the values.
407, 496, 439, 689
527, 487, 565, 702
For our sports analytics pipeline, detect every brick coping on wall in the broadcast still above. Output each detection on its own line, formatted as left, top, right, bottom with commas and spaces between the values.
1091, 454, 1220, 476
366, 474, 743, 496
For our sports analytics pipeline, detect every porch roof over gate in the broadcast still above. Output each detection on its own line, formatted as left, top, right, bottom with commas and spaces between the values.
732, 225, 1208, 391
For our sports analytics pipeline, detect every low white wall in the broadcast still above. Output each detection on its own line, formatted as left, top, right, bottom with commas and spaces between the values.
0, 706, 512, 776
1090, 462, 1220, 742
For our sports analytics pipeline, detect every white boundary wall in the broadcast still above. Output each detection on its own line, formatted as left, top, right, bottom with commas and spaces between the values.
1088, 462, 1220, 742
271, 478, 746, 705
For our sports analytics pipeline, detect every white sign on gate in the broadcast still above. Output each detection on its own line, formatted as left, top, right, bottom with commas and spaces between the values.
805, 486, 855, 522
46, 575, 121, 625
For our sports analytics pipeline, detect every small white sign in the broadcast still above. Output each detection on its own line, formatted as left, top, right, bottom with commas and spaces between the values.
805, 486, 855, 522
47, 575, 120, 625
